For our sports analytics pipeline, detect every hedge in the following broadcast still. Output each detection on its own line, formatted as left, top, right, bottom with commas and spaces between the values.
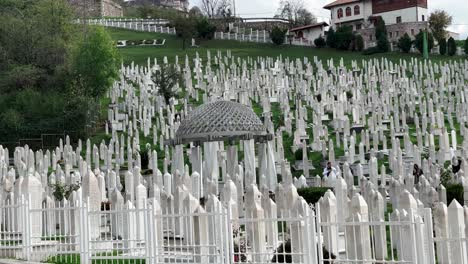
297, 187, 332, 204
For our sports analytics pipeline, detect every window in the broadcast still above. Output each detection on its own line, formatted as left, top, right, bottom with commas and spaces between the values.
355, 24, 362, 30
354, 5, 360, 15
396, 16, 402, 23
411, 29, 415, 35
389, 32, 393, 38
396, 31, 399, 37
422, 15, 425, 21
346, 7, 352, 16
337, 8, 343, 19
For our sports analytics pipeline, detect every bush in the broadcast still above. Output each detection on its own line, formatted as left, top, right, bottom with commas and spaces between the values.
314, 36, 326, 48
196, 18, 216, 40
355, 35, 364, 51
397, 33, 412, 53
270, 26, 287, 45
297, 187, 332, 204
362, 46, 381, 55
414, 31, 434, 54
446, 184, 463, 205
335, 26, 354, 50
375, 17, 390, 52
465, 37, 468, 55
447, 37, 457, 56
439, 38, 447, 55
326, 28, 337, 48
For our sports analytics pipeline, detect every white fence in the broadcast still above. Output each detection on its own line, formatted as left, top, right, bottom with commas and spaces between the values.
2, 197, 468, 264
78, 18, 177, 35
214, 31, 272, 44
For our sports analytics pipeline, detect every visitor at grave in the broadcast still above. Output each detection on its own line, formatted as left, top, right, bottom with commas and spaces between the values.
323, 161, 338, 180
452, 157, 462, 174
413, 164, 423, 183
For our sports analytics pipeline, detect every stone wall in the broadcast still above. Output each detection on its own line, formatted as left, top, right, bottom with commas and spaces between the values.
68, 0, 123, 18
356, 21, 428, 49
101, 0, 123, 17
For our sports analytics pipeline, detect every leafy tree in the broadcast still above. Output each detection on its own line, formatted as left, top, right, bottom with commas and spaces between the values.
275, 0, 316, 26
270, 26, 287, 45
414, 31, 434, 54
439, 37, 447, 55
335, 25, 353, 50
189, 6, 203, 17
151, 64, 182, 104
70, 26, 119, 99
429, 10, 453, 42
375, 17, 389, 52
397, 33, 412, 53
200, 0, 231, 18
173, 16, 196, 49
326, 28, 337, 48
355, 35, 364, 51
447, 37, 457, 56
196, 17, 216, 40
465, 37, 468, 56
314, 36, 326, 48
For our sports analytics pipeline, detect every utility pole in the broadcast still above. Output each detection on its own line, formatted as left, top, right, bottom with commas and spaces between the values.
232, 0, 236, 17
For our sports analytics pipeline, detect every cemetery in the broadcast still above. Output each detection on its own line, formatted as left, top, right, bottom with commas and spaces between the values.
2, 2, 468, 264
1, 44, 468, 264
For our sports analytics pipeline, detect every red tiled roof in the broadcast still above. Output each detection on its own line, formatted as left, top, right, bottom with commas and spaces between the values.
289, 22, 329, 32
323, 0, 361, 9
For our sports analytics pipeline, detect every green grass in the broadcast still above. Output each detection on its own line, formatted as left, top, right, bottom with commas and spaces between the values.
106, 28, 467, 67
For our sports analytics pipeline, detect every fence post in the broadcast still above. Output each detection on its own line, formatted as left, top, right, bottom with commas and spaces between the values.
22, 196, 31, 261
315, 203, 324, 263
422, 208, 437, 264
225, 206, 233, 264
80, 202, 90, 264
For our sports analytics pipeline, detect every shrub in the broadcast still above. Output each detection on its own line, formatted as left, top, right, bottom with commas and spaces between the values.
447, 37, 457, 56
397, 33, 412, 53
335, 26, 354, 50
465, 36, 468, 55
446, 183, 463, 205
314, 36, 326, 48
355, 35, 364, 51
196, 17, 216, 40
414, 31, 434, 54
439, 37, 447, 55
297, 187, 332, 204
362, 46, 381, 55
375, 17, 390, 52
326, 28, 337, 48
270, 26, 287, 45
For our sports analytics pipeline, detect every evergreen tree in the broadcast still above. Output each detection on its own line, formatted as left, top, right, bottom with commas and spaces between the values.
447, 37, 457, 56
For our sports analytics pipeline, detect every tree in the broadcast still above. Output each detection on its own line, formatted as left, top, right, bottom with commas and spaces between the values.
275, 0, 316, 26
414, 31, 434, 54
270, 26, 287, 45
397, 33, 412, 53
335, 25, 353, 50
151, 64, 182, 104
200, 0, 231, 18
314, 36, 326, 48
355, 35, 364, 51
173, 16, 196, 49
189, 6, 203, 17
447, 37, 456, 56
70, 26, 120, 99
429, 10, 453, 42
196, 17, 216, 39
375, 17, 389, 52
465, 37, 468, 56
326, 28, 337, 48
439, 37, 447, 55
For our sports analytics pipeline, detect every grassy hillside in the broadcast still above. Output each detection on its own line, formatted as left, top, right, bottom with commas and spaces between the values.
106, 27, 466, 66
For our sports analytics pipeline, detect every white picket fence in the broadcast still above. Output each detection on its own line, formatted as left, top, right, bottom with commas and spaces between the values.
1, 197, 467, 264
214, 31, 273, 44
78, 18, 177, 35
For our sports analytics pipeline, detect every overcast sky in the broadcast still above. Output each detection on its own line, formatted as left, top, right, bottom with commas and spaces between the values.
191, 0, 468, 39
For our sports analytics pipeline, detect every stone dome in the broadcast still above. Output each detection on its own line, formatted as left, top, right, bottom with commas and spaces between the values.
175, 101, 266, 144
